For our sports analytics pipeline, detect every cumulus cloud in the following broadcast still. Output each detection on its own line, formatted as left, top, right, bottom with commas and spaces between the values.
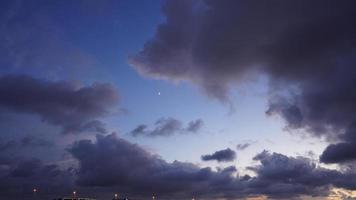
130, 118, 203, 137
0, 74, 119, 134
320, 142, 356, 164
131, 0, 356, 163
68, 134, 356, 199
247, 151, 356, 198
68, 133, 241, 199
3, 134, 355, 199
201, 148, 236, 162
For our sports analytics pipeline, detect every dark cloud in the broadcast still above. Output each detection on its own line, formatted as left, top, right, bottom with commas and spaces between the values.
201, 148, 236, 162
131, 0, 356, 163
186, 119, 204, 133
236, 142, 254, 151
130, 124, 149, 137
130, 118, 203, 137
319, 124, 356, 164
320, 143, 356, 164
131, 0, 356, 101
0, 74, 119, 134
68, 133, 242, 199
0, 157, 73, 199
68, 134, 356, 199
246, 151, 356, 198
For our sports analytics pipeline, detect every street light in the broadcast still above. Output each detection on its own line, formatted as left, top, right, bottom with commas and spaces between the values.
114, 193, 118, 199
33, 188, 37, 199
73, 191, 77, 199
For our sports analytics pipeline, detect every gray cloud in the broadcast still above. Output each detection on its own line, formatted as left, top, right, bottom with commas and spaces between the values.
247, 151, 356, 198
131, 0, 356, 163
0, 74, 119, 134
0, 157, 74, 199
186, 119, 204, 133
236, 143, 251, 151
319, 124, 356, 163
68, 133, 241, 199
201, 148, 236, 162
130, 118, 203, 137
320, 143, 356, 164
131, 0, 356, 101
68, 134, 356, 199
3, 133, 356, 199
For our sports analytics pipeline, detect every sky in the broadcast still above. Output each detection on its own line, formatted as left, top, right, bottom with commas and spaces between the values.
1, 0, 356, 200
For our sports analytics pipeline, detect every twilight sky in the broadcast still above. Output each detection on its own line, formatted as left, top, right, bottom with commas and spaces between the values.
1, 1, 356, 200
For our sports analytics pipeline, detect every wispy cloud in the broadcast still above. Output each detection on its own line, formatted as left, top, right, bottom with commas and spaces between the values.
130, 118, 203, 137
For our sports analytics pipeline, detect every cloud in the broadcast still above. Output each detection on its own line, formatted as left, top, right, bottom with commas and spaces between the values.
320, 143, 356, 164
318, 124, 356, 164
131, 0, 356, 163
246, 151, 356, 199
130, 118, 203, 137
131, 0, 356, 101
0, 74, 119, 134
0, 157, 73, 199
201, 148, 236, 162
68, 134, 356, 199
186, 119, 204, 133
68, 133, 241, 199
236, 142, 254, 151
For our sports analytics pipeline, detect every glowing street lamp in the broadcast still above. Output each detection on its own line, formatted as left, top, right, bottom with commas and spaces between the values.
73, 191, 77, 199
152, 194, 156, 200
114, 193, 118, 199
33, 188, 38, 200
